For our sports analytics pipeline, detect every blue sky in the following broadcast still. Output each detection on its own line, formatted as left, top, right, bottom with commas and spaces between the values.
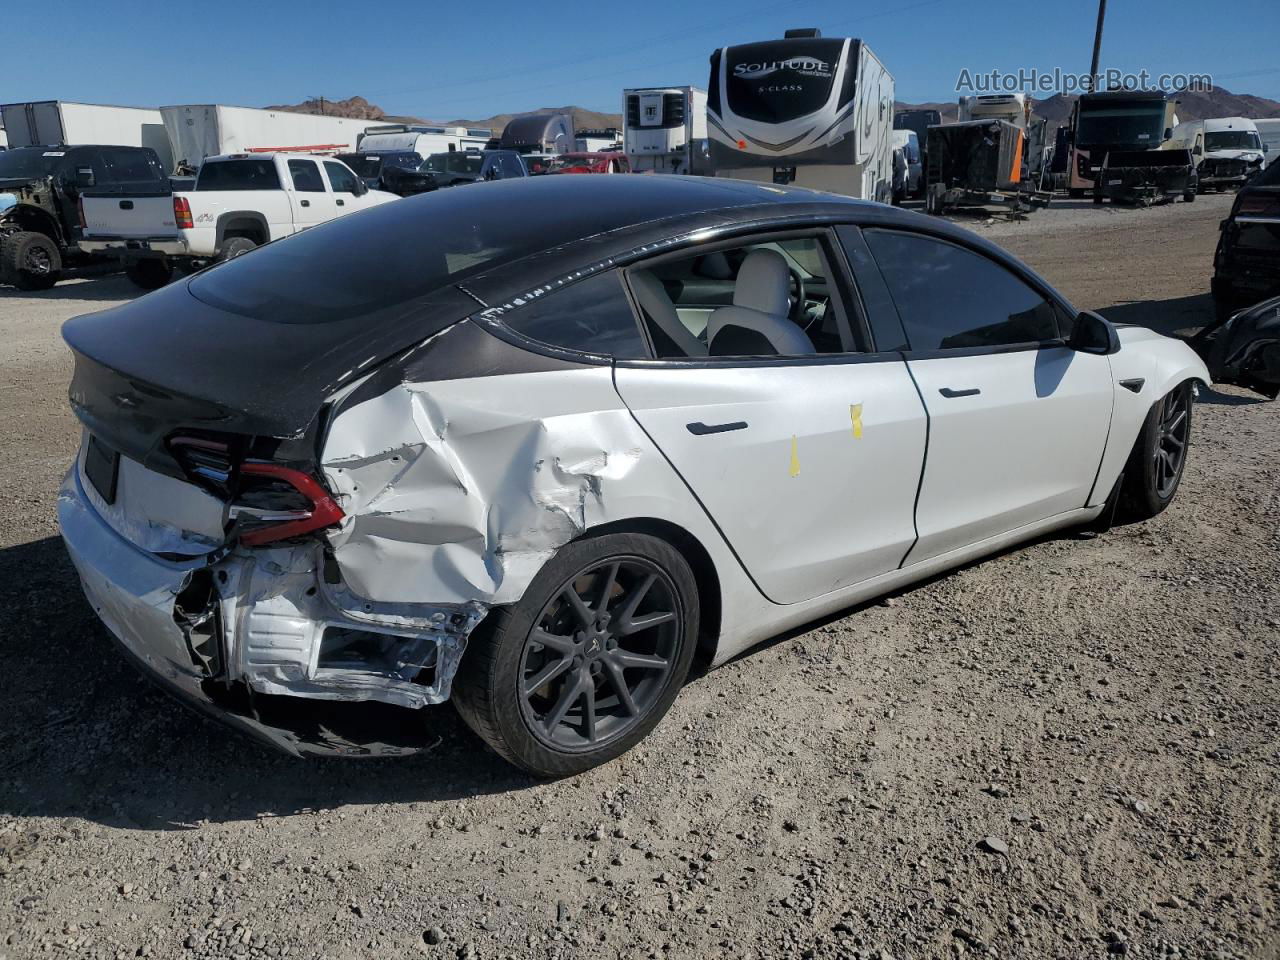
4, 0, 1277, 121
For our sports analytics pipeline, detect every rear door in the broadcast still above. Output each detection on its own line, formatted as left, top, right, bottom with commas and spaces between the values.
855, 227, 1114, 564
613, 228, 928, 605
286, 158, 332, 228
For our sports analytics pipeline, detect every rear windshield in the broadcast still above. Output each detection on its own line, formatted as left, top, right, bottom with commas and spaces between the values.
187, 181, 591, 323
0, 148, 64, 179
337, 154, 381, 177
99, 148, 166, 185
196, 159, 281, 191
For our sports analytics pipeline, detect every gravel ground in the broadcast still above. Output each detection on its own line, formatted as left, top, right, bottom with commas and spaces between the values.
1, 192, 1276, 960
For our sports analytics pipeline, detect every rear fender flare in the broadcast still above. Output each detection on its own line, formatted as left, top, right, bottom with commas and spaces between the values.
0, 203, 66, 248
215, 212, 269, 251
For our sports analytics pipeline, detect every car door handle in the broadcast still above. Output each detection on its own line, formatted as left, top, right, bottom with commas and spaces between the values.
119, 200, 133, 210
336, 198, 345, 206
300, 199, 310, 207
686, 421, 748, 436
939, 387, 981, 398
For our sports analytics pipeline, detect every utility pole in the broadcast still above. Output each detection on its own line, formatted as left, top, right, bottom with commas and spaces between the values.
1088, 0, 1107, 92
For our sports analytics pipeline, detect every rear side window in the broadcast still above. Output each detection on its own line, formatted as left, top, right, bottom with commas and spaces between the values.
197, 159, 281, 191
98, 148, 165, 185
866, 230, 1063, 351
324, 161, 359, 194
288, 159, 325, 192
500, 271, 648, 358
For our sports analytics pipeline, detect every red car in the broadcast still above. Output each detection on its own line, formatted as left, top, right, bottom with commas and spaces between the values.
543, 152, 631, 175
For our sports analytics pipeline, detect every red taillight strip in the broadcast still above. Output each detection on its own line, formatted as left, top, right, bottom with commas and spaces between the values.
237, 463, 344, 547
173, 195, 194, 229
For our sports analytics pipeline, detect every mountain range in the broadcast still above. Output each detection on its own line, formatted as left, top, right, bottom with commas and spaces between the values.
269, 87, 1280, 137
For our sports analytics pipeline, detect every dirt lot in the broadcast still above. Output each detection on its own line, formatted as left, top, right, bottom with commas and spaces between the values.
1, 193, 1276, 960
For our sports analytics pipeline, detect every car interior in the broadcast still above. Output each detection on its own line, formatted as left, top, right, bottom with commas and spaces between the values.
627, 236, 852, 358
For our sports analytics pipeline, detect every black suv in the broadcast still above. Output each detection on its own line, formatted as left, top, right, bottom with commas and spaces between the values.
1213, 161, 1280, 318
334, 151, 436, 197
421, 151, 486, 186
0, 143, 168, 289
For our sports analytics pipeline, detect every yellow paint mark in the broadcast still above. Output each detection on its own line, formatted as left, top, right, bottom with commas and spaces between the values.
850, 403, 863, 439
789, 435, 801, 478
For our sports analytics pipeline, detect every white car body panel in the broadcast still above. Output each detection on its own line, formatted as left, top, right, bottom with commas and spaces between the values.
904, 346, 1113, 563
613, 360, 927, 603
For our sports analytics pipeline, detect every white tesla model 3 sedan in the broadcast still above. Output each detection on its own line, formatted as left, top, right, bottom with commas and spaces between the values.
58, 176, 1209, 775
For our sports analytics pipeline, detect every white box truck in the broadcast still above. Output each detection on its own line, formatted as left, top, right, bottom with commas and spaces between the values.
707, 28, 894, 202
162, 105, 386, 173
624, 87, 709, 175
0, 101, 172, 171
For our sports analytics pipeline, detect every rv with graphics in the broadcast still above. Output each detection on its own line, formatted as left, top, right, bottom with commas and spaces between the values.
624, 87, 709, 175
707, 28, 894, 202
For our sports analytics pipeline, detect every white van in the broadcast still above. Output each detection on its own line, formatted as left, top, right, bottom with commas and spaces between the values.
1170, 117, 1266, 190
1253, 119, 1280, 168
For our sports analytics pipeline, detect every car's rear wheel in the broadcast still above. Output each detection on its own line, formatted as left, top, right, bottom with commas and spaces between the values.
452, 533, 699, 777
218, 236, 257, 261
1117, 381, 1193, 522
3, 231, 62, 290
125, 258, 173, 290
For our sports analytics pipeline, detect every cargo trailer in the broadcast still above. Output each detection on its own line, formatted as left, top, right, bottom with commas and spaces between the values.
0, 101, 172, 171
624, 87, 709, 175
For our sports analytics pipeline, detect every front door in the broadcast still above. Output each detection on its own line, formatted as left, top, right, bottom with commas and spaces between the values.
860, 228, 1114, 564
286, 158, 333, 230
613, 230, 928, 605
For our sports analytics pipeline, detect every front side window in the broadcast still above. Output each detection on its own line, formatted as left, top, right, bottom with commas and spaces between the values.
197, 159, 281, 191
324, 161, 359, 194
866, 230, 1063, 351
499, 271, 648, 358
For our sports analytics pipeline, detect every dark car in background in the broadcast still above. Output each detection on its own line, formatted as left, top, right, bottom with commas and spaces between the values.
1213, 160, 1280, 318
334, 151, 435, 197
421, 150, 485, 186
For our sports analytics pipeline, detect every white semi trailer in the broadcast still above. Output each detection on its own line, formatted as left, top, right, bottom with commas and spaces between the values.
162, 105, 386, 172
623, 87, 709, 174
707, 28, 894, 202
0, 100, 172, 170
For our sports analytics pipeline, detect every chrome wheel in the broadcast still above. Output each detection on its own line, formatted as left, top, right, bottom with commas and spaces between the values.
519, 557, 681, 752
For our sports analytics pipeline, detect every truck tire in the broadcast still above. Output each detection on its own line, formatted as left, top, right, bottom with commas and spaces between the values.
1183, 189, 1196, 203
1093, 192, 1104, 205
125, 258, 174, 290
1069, 188, 1084, 199
218, 237, 257, 261
3, 231, 62, 291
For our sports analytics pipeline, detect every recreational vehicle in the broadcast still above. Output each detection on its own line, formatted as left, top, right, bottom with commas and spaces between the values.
707, 28, 894, 202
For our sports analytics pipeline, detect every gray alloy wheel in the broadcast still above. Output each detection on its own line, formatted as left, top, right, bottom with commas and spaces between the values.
452, 532, 699, 777
1117, 381, 1193, 522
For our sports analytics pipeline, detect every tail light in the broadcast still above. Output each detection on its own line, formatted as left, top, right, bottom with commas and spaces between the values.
1236, 194, 1280, 217
233, 463, 344, 547
77, 197, 87, 229
174, 195, 193, 229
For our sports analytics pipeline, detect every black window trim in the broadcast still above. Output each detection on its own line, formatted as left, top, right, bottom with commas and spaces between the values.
860, 225, 1077, 359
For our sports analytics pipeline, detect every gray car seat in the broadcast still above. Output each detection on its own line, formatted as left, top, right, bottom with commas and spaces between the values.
707, 250, 815, 356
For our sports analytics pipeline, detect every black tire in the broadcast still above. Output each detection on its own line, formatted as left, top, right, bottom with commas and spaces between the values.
3, 231, 62, 290
125, 258, 173, 290
1116, 381, 1193, 523
1183, 190, 1196, 202
452, 532, 699, 777
1069, 188, 1084, 199
1093, 192, 1104, 205
217, 236, 257, 261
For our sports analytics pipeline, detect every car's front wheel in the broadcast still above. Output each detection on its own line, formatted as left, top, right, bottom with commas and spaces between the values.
453, 532, 699, 777
1117, 381, 1193, 522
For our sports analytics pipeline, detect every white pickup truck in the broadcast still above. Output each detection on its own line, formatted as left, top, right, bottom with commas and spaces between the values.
80, 152, 398, 288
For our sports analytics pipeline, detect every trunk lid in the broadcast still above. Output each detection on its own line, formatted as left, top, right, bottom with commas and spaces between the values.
63, 278, 476, 475
81, 192, 177, 239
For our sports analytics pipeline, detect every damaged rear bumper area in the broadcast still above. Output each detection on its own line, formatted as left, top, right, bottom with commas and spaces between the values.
57, 463, 484, 757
